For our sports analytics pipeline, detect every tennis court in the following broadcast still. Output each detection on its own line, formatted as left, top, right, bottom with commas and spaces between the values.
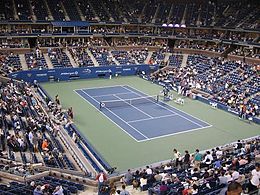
41, 77, 260, 171
75, 85, 211, 142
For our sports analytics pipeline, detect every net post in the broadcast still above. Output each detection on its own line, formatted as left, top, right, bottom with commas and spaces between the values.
156, 95, 159, 102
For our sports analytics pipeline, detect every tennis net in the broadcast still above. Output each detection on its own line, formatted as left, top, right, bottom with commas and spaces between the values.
99, 95, 159, 109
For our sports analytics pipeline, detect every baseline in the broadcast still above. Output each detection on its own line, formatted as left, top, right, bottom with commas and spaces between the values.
122, 85, 212, 128
77, 89, 150, 142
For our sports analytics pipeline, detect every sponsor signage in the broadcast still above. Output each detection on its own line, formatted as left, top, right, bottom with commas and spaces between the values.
9, 64, 159, 83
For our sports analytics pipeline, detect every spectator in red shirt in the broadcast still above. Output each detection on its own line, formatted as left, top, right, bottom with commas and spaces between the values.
96, 170, 107, 190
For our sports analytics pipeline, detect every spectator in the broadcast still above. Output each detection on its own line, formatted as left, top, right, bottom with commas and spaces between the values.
123, 169, 133, 185
28, 130, 34, 146
145, 165, 153, 175
140, 175, 147, 190
32, 132, 39, 152
248, 163, 260, 193
119, 184, 130, 195
226, 182, 242, 195
96, 170, 107, 189
173, 148, 181, 169
159, 181, 168, 194
55, 95, 60, 105
41, 139, 49, 151
193, 149, 203, 169
68, 107, 74, 119
33, 185, 43, 195
154, 170, 162, 182
216, 147, 223, 159
183, 150, 191, 170
53, 185, 63, 195
201, 151, 213, 168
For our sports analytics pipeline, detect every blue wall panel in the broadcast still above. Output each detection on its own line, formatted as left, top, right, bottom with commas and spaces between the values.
8, 64, 158, 83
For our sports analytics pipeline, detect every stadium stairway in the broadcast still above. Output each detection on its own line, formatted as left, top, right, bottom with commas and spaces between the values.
181, 4, 188, 24
60, 1, 70, 21
43, 0, 54, 20
75, 1, 86, 21
145, 51, 153, 64
109, 51, 120, 65
11, 0, 19, 20
19, 54, 28, 70
86, 48, 99, 66
164, 53, 171, 65
65, 49, 78, 67
43, 53, 54, 69
167, 4, 175, 23
152, 3, 161, 23
28, 0, 37, 21
181, 54, 188, 67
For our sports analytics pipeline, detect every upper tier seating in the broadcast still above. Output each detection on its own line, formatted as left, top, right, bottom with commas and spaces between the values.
0, 0, 259, 30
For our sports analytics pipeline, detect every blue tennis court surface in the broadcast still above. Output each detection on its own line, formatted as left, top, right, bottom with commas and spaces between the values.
75, 85, 212, 142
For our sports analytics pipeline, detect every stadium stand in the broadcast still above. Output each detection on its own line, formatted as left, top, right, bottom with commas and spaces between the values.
25, 50, 48, 70
89, 48, 116, 66
0, 0, 259, 194
48, 48, 72, 68
68, 47, 94, 67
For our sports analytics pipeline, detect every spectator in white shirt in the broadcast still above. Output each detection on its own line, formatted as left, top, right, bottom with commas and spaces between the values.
145, 166, 153, 175
216, 147, 223, 159
248, 163, 260, 193
140, 175, 147, 189
202, 151, 213, 168
28, 131, 33, 145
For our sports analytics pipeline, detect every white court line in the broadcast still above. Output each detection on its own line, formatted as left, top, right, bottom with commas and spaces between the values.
74, 89, 147, 142
113, 94, 153, 119
92, 92, 133, 98
142, 125, 213, 142
122, 85, 212, 128
74, 85, 212, 142
127, 114, 177, 123
74, 85, 125, 91
78, 89, 150, 141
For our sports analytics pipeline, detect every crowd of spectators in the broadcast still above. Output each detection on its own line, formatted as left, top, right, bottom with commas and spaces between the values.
69, 47, 94, 67
150, 54, 260, 118
0, 52, 22, 76
149, 48, 169, 66
128, 49, 149, 64
110, 49, 150, 65
230, 47, 260, 59
0, 78, 78, 174
97, 137, 260, 195
113, 38, 168, 47
89, 48, 116, 66
0, 74, 258, 195
176, 41, 227, 53
48, 48, 72, 68
25, 48, 48, 70
0, 77, 90, 193
0, 39, 29, 49
1, 0, 260, 30
110, 50, 136, 65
